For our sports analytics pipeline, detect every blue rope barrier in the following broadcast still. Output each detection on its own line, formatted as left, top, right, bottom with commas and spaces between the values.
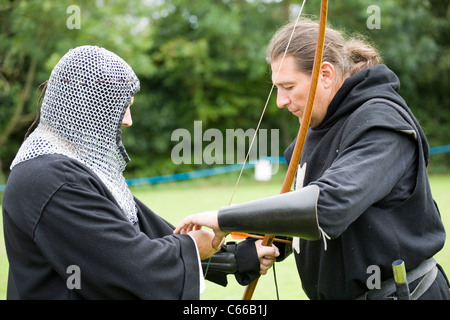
126, 162, 255, 186
1, 146, 449, 191
126, 156, 285, 186
430, 144, 450, 155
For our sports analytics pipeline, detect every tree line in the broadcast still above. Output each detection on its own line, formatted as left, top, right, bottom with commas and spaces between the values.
1, 0, 449, 184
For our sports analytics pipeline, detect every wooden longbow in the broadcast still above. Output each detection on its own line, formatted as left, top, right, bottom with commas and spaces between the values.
240, 0, 329, 300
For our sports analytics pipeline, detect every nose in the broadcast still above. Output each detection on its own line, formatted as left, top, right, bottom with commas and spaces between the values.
122, 107, 133, 127
276, 90, 290, 109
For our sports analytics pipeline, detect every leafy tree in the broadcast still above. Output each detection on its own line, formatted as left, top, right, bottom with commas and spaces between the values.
0, 0, 153, 181
129, 0, 290, 175
1, 0, 449, 184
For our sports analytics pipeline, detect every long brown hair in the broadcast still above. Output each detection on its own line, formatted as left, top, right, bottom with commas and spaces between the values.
266, 19, 381, 81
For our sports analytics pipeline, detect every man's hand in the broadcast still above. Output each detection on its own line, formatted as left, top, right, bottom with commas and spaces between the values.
255, 240, 279, 275
188, 229, 224, 260
174, 210, 228, 250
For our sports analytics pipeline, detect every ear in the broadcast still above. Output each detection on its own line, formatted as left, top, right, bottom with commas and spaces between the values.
320, 62, 335, 89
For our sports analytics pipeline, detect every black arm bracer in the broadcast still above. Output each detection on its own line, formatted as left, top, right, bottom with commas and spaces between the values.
218, 185, 321, 240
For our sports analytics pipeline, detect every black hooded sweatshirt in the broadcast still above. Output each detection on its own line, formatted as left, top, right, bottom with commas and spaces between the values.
284, 64, 446, 299
3, 154, 260, 299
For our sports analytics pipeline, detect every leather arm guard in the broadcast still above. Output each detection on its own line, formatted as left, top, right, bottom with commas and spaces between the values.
202, 247, 237, 287
218, 184, 321, 240
203, 240, 259, 287
202, 244, 238, 275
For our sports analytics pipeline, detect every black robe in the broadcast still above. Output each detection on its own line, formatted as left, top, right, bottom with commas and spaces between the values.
2, 154, 257, 299
284, 65, 447, 299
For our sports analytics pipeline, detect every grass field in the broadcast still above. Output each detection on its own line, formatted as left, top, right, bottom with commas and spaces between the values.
0, 171, 449, 300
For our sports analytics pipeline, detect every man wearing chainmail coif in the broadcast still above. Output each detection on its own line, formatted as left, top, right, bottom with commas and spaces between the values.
2, 46, 279, 299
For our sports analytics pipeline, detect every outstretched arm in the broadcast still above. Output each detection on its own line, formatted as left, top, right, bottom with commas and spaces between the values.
174, 210, 227, 249
174, 185, 321, 242
174, 212, 279, 279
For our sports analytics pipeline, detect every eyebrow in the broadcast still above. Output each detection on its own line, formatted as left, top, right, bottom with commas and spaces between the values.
273, 80, 296, 87
272, 74, 296, 86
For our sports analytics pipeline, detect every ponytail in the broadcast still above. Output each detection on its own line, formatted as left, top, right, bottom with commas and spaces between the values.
344, 37, 381, 76
267, 19, 381, 78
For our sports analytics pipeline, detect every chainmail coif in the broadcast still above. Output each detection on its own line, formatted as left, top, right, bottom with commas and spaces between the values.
11, 45, 141, 224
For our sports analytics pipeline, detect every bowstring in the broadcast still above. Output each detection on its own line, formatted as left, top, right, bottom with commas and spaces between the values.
226, 0, 307, 300
204, 0, 306, 300
205, 2, 307, 284
228, 0, 307, 206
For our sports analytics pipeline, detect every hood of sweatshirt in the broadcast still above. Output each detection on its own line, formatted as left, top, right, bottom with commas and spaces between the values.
315, 64, 429, 162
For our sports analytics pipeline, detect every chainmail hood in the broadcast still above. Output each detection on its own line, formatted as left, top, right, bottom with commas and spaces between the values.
11, 45, 140, 224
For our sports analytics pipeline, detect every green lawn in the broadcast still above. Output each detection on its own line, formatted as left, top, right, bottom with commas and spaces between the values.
1, 172, 449, 300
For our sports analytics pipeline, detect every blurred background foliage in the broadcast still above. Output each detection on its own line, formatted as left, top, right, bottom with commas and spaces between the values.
0, 0, 449, 184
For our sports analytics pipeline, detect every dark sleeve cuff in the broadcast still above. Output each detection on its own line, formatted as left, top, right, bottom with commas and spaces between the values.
234, 239, 260, 286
